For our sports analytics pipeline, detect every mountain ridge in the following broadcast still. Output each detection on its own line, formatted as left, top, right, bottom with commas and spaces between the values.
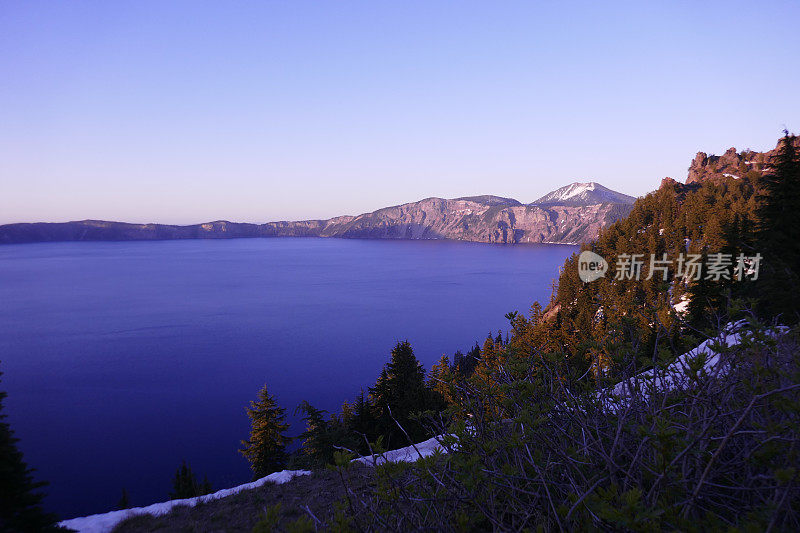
0, 182, 635, 245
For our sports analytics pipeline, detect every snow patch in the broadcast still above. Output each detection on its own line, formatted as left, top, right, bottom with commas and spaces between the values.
599, 322, 786, 413
533, 181, 635, 206
352, 436, 447, 466
672, 295, 690, 316
59, 470, 311, 533
560, 182, 597, 201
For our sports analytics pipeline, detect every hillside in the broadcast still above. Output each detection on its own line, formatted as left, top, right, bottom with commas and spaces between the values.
0, 183, 634, 246
58, 323, 795, 533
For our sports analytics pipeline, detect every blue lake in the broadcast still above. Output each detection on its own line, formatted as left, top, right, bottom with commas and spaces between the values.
0, 237, 576, 518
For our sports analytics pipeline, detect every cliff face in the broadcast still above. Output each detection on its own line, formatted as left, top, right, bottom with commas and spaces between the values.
310, 197, 631, 244
686, 137, 799, 184
0, 187, 635, 245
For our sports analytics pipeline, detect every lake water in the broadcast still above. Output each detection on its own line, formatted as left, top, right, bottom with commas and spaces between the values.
0, 237, 576, 518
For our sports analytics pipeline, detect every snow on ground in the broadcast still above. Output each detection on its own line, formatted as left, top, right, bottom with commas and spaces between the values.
599, 321, 785, 413
352, 435, 447, 466
59, 469, 311, 533
558, 182, 596, 201
59, 438, 449, 532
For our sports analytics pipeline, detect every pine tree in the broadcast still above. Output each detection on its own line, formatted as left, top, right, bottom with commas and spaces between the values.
0, 366, 63, 532
339, 399, 354, 427
369, 341, 429, 447
685, 250, 724, 332
0, 372, 64, 532
169, 461, 212, 499
757, 134, 800, 263
295, 401, 332, 467
455, 343, 481, 378
755, 133, 800, 319
199, 476, 212, 496
427, 354, 454, 407
240, 385, 292, 479
473, 335, 499, 382
116, 488, 130, 510
349, 389, 377, 454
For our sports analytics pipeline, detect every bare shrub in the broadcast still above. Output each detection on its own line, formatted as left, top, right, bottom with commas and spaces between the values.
339, 322, 800, 531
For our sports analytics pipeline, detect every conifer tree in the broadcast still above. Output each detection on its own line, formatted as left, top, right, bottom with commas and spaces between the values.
369, 341, 429, 446
755, 133, 800, 319
428, 354, 454, 407
339, 399, 354, 427
240, 385, 292, 478
685, 250, 727, 331
454, 343, 481, 377
473, 335, 499, 386
169, 461, 212, 499
117, 488, 130, 510
0, 366, 63, 532
295, 401, 332, 467
350, 389, 377, 453
757, 134, 800, 263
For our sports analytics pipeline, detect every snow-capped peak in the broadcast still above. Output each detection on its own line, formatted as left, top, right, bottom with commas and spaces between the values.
559, 182, 597, 200
531, 182, 636, 206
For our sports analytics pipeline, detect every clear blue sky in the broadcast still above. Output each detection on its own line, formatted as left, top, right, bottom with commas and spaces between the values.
1, 1, 798, 224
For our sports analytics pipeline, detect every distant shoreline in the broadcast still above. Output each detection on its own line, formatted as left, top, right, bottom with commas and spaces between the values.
0, 224, 583, 248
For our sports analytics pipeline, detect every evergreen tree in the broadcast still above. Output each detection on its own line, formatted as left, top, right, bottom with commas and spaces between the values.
755, 133, 800, 319
339, 399, 354, 427
295, 401, 332, 467
427, 354, 454, 408
349, 389, 377, 454
240, 385, 292, 478
169, 461, 212, 499
369, 341, 429, 447
116, 488, 130, 510
200, 476, 212, 495
686, 250, 725, 331
0, 365, 63, 532
455, 343, 481, 377
757, 134, 800, 263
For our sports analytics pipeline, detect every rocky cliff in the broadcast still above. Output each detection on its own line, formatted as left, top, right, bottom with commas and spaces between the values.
307, 195, 632, 244
0, 185, 635, 245
685, 136, 799, 184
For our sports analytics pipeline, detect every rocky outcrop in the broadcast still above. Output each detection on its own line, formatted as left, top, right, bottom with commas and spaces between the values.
0, 187, 635, 246
660, 177, 678, 188
685, 137, 799, 184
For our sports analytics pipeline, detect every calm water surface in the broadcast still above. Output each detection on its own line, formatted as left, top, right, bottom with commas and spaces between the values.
0, 238, 576, 518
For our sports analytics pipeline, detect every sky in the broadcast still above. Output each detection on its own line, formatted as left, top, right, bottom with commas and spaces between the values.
1, 1, 798, 225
